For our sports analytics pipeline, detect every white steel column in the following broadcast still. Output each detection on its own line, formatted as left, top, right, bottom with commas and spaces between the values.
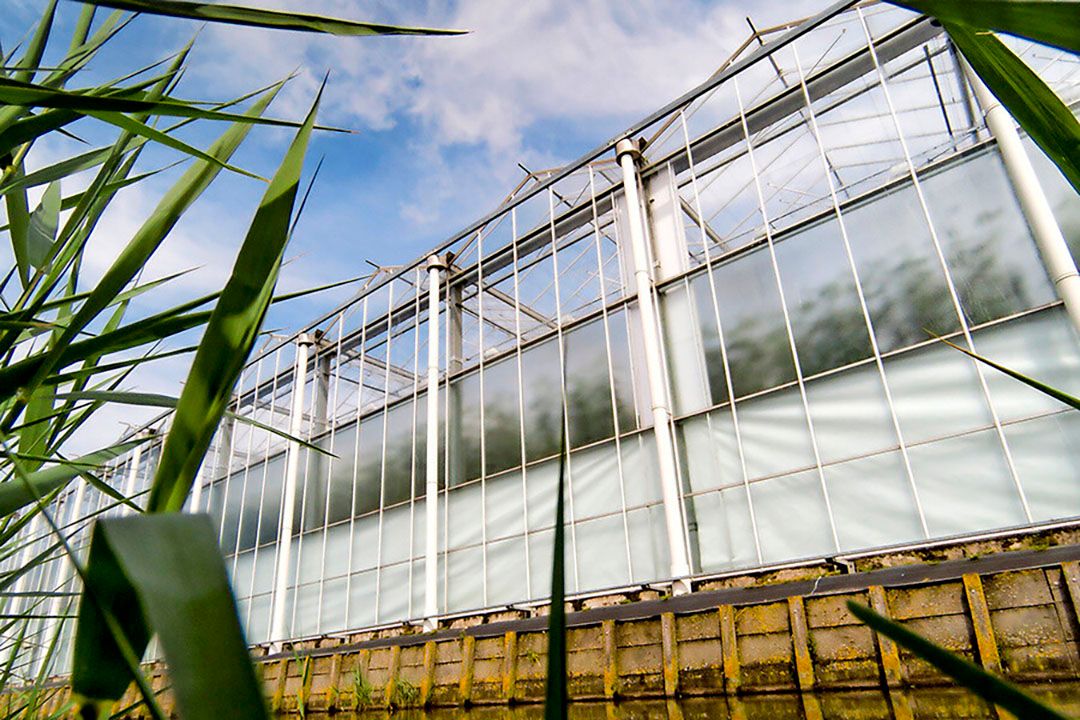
962, 63, 1080, 335
269, 333, 314, 648
424, 255, 447, 631
121, 436, 145, 508
616, 138, 692, 595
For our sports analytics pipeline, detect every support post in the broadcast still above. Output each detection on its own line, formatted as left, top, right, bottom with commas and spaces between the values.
962, 62, 1080, 335
121, 433, 146, 507
425, 255, 447, 632
269, 333, 315, 649
616, 138, 692, 595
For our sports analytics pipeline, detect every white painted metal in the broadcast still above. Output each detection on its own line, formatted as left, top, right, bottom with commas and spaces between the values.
615, 138, 692, 595
424, 254, 447, 631
269, 333, 314, 648
962, 62, 1080, 336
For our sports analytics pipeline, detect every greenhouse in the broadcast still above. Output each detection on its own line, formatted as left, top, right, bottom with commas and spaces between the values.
9, 0, 1080, 669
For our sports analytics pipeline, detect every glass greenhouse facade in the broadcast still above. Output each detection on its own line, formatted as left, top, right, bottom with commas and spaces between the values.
8, 0, 1080, 669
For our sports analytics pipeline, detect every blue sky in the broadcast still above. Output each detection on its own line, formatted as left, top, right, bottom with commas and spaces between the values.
2, 0, 816, 448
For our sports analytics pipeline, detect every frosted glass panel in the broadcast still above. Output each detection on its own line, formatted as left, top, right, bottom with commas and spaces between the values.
575, 515, 629, 590
321, 577, 347, 634
379, 506, 413, 565
1007, 412, 1080, 523
679, 410, 741, 494
570, 441, 622, 518
322, 523, 350, 579
446, 548, 483, 612
252, 547, 276, 596
377, 562, 410, 622
486, 536, 528, 606
884, 342, 991, 443
805, 366, 896, 464
691, 487, 758, 573
528, 529, 554, 598
297, 532, 323, 585
348, 570, 376, 628
525, 461, 559, 531
448, 482, 483, 549
232, 551, 254, 597
350, 515, 380, 572
975, 309, 1080, 421
625, 506, 666, 583
621, 434, 663, 507
737, 389, 815, 480
825, 451, 924, 550
294, 583, 319, 636
907, 429, 1026, 537
485, 471, 525, 541
752, 470, 836, 563
247, 593, 271, 644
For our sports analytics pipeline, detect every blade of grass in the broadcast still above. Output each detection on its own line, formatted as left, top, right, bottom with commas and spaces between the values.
945, 22, 1080, 194
0, 440, 140, 517
75, 0, 465, 36
848, 601, 1070, 719
889, 0, 1080, 53
148, 85, 322, 512
543, 406, 568, 720
939, 336, 1080, 410
72, 514, 268, 720
8, 84, 285, 417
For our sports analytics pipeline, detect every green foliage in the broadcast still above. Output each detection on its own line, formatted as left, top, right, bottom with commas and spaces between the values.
887, 0, 1080, 194
0, 2, 461, 718
391, 677, 420, 708
352, 668, 374, 709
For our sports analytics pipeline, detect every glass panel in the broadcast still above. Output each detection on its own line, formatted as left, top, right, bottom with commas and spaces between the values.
923, 148, 1054, 324
564, 318, 616, 447
383, 401, 417, 506
377, 562, 410, 623
907, 428, 1026, 537
569, 441, 622, 519
379, 505, 412, 565
353, 414, 383, 516
825, 451, 924, 550
350, 515, 380, 572
482, 356, 522, 476
843, 181, 960, 353
736, 388, 816, 480
448, 482, 483, 550
1024, 136, 1080, 259
607, 310, 638, 431
257, 454, 285, 547
219, 475, 243, 555
689, 272, 728, 407
883, 341, 992, 444
321, 576, 347, 634
706, 247, 797, 398
325, 424, 355, 526
486, 536, 527, 606
485, 470, 525, 541
1007, 412, 1080, 523
620, 433, 663, 507
804, 364, 897, 464
348, 570, 377, 629
692, 487, 758, 573
447, 371, 482, 486
974, 308, 1080, 422
300, 445, 326, 534
520, 338, 562, 462
751, 469, 835, 563
575, 515, 630, 590
774, 217, 873, 376
625, 506, 666, 583
446, 548, 484, 612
